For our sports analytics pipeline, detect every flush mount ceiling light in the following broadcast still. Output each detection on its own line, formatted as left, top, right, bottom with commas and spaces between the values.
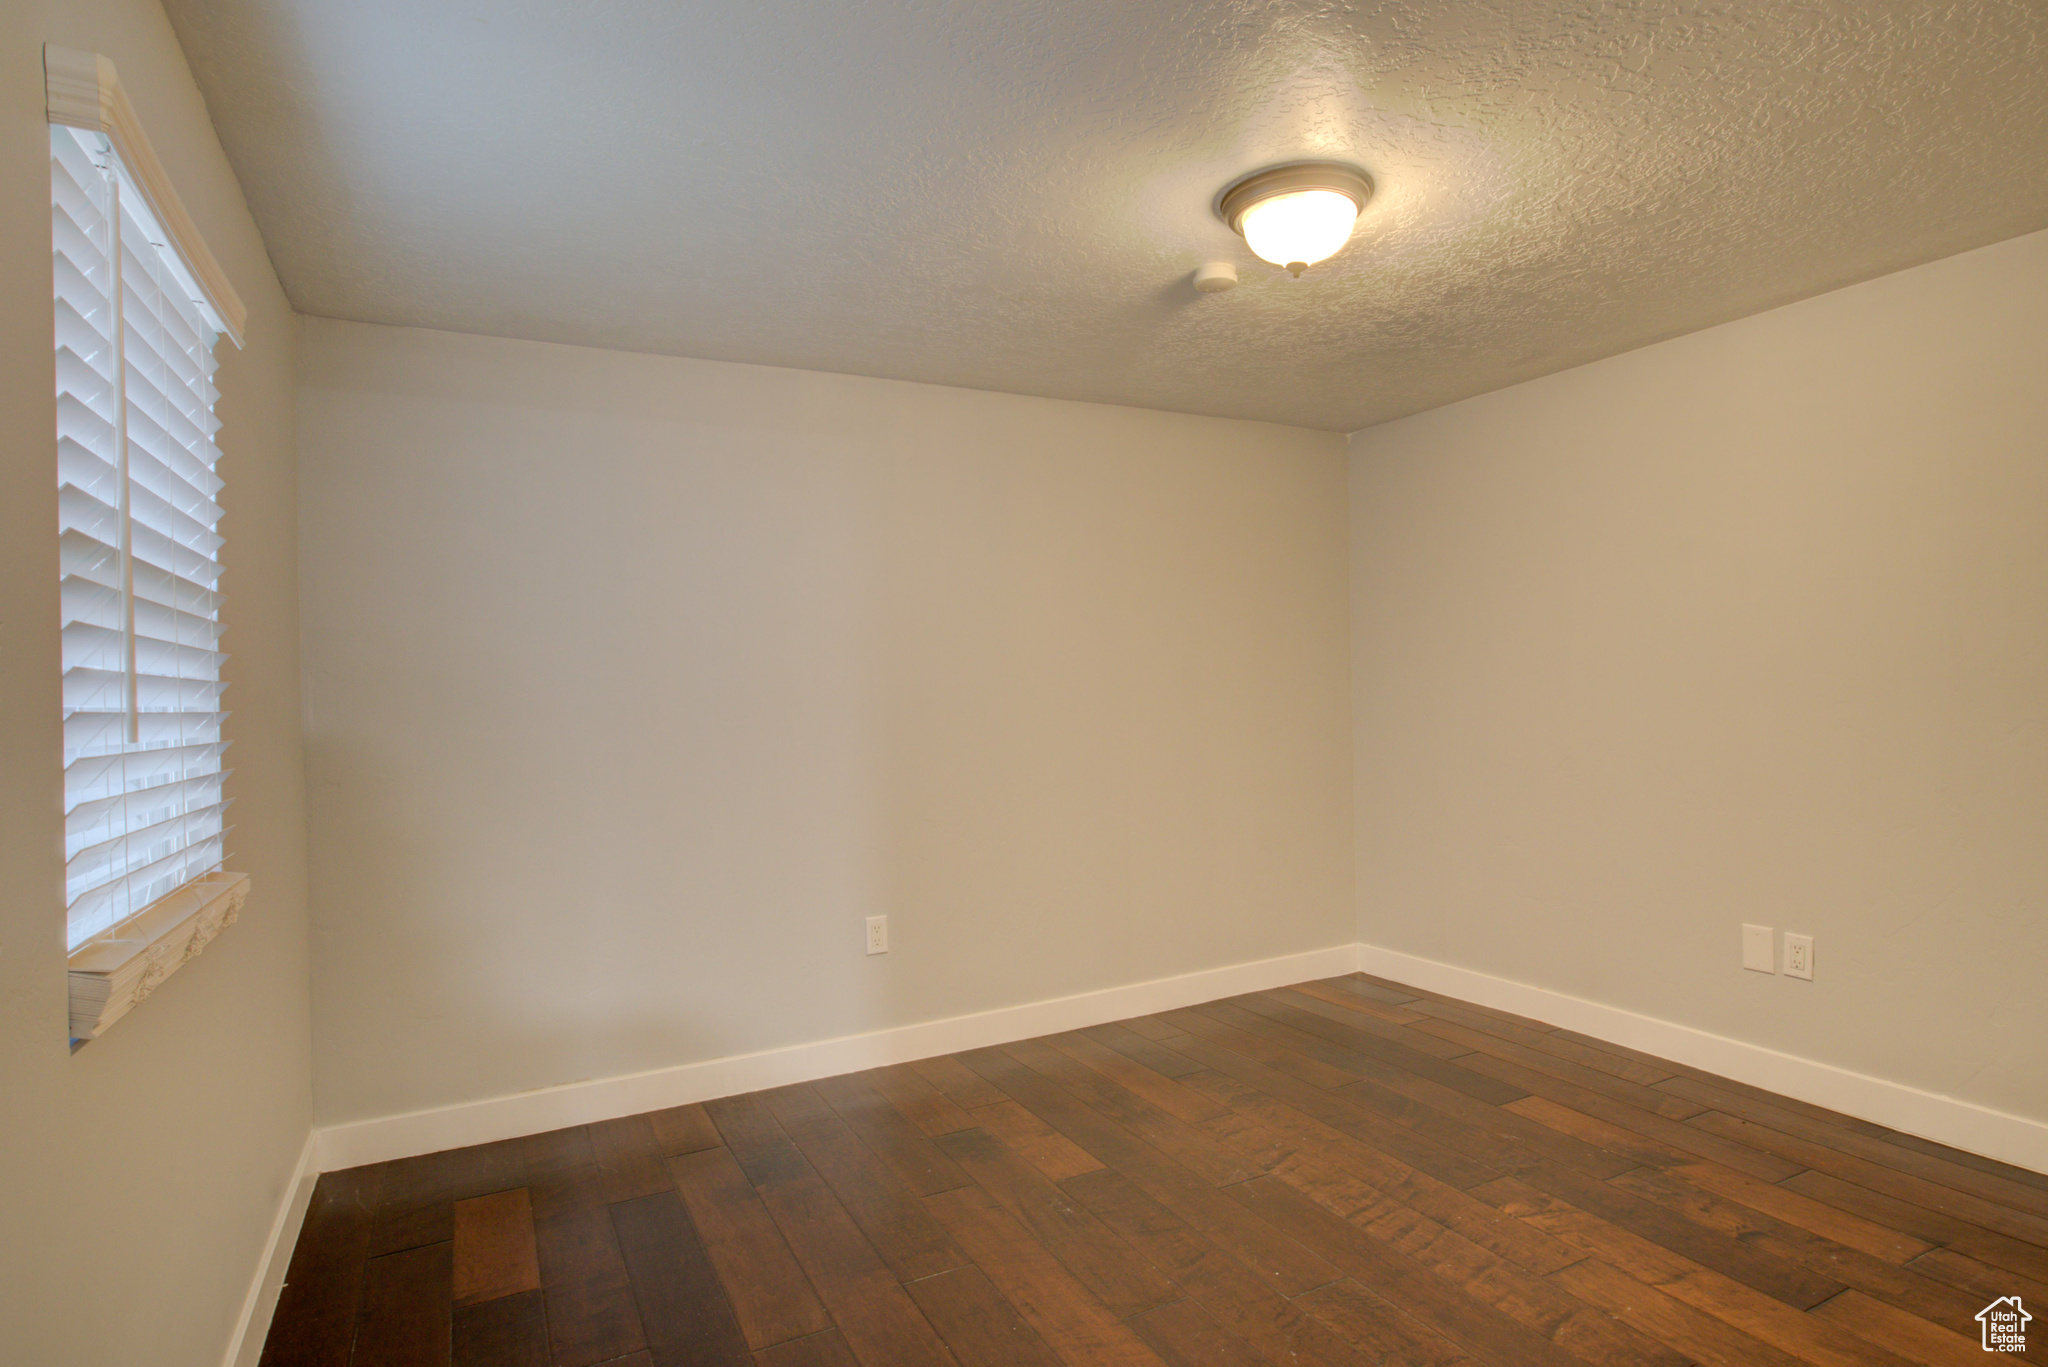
1218, 163, 1374, 278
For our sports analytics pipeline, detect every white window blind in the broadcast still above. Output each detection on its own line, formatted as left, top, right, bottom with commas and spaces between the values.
53, 124, 231, 951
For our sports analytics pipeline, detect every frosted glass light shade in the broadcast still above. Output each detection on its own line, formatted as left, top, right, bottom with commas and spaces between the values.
1238, 190, 1359, 274
1218, 163, 1374, 277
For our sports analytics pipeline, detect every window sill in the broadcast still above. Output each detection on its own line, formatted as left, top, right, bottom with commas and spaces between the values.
68, 871, 250, 1043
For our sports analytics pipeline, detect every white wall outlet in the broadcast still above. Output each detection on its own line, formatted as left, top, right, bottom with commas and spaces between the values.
865, 915, 888, 956
1784, 932, 1813, 980
1742, 923, 1776, 974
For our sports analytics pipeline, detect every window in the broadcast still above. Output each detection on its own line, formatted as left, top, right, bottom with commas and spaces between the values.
49, 47, 250, 1040
52, 122, 231, 952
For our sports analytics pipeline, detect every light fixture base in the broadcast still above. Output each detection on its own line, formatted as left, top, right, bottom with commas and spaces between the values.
1216, 162, 1374, 235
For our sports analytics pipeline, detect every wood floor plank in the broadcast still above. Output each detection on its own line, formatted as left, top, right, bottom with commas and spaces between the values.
1547, 1029, 1710, 1087
911, 1054, 1012, 1109
1152, 1026, 1506, 1191
1879, 1130, 2048, 1194
1779, 1169, 2048, 1284
1809, 1288, 1983, 1367
368, 1147, 472, 1257
1326, 1072, 1623, 1185
1333, 974, 1426, 1007
1657, 1160, 1932, 1263
1062, 1166, 1375, 1367
1252, 989, 1482, 1063
1155, 1008, 1365, 1091
1291, 1279, 1474, 1366
1903, 1246, 2048, 1307
759, 1082, 974, 1282
459, 1127, 597, 1202
540, 1265, 648, 1367
1200, 998, 1506, 1099
259, 1164, 384, 1367
669, 1148, 834, 1350
1353, 982, 1560, 1041
1660, 1077, 2048, 1219
960, 1044, 1344, 1297
1691, 1111, 2048, 1246
587, 1115, 678, 1204
969, 1099, 1106, 1182
609, 1190, 753, 1366
1116, 1014, 1194, 1043
1041, 1030, 1232, 1126
705, 1094, 817, 1189
453, 1187, 542, 1306
1418, 1022, 1709, 1121
1504, 1159, 1847, 1309
718, 1095, 961, 1367
528, 1148, 650, 1367
646, 1104, 725, 1157
1430, 1013, 1678, 1088
1124, 1298, 1270, 1367
811, 1072, 977, 1196
454, 1288, 550, 1367
1285, 978, 1430, 1025
1183, 1003, 1626, 1183
1505, 1091, 1806, 1183
1473, 1175, 1927, 1367
1314, 1061, 1654, 1184
867, 1062, 981, 1137
1225, 1175, 1593, 1367
1607, 1165, 1982, 1328
1001, 1037, 1263, 1186
1651, 1069, 1896, 1139
1173, 1066, 1586, 1277
924, 1184, 1169, 1367
1296, 1167, 1690, 1367
902, 1265, 1066, 1367
935, 1126, 1181, 1319
1077, 1022, 1210, 1079
356, 1241, 454, 1367
752, 1331, 860, 1367
1547, 1259, 1811, 1367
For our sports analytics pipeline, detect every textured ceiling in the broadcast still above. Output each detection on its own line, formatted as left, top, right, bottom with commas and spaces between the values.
163, 1, 2048, 431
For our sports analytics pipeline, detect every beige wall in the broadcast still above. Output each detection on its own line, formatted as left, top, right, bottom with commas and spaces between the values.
1350, 228, 2048, 1124
0, 4, 311, 1365
297, 318, 1352, 1127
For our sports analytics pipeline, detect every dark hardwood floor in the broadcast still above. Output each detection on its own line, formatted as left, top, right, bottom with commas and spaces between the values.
259, 974, 2047, 1367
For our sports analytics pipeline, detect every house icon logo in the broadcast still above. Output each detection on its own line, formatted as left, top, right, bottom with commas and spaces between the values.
1979, 1296, 2030, 1353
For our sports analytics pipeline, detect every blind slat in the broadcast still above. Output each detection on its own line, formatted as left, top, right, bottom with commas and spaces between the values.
66, 831, 228, 945
66, 740, 229, 808
65, 774, 227, 860
65, 708, 228, 761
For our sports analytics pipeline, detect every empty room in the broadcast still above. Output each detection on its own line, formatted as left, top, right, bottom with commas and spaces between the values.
3, 1, 2045, 1364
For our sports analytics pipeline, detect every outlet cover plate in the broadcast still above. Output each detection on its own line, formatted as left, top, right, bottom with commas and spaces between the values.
1784, 932, 1813, 980
1742, 924, 1776, 974
865, 915, 888, 955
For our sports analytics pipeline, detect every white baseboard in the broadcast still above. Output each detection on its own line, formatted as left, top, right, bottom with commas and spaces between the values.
1360, 943, 2048, 1176
312, 942, 1363, 1171
222, 1129, 318, 1367
305, 938, 2045, 1178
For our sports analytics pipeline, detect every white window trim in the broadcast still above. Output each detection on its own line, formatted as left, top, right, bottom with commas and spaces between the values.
68, 871, 249, 1041
49, 45, 250, 1041
44, 44, 246, 347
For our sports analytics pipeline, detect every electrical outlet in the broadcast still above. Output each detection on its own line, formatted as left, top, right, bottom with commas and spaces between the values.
865, 915, 888, 956
1784, 932, 1813, 980
1742, 924, 1776, 974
